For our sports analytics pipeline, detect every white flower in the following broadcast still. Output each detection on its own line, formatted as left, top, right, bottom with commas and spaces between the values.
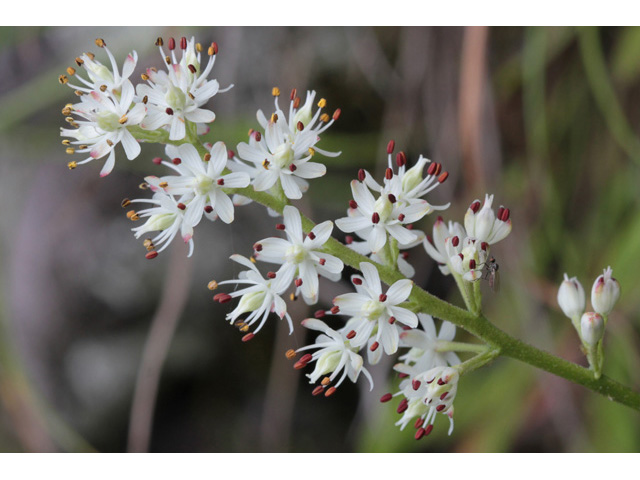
216, 254, 293, 334
129, 191, 194, 256
146, 142, 250, 231
236, 89, 340, 200
137, 37, 232, 141
253, 205, 343, 304
296, 318, 373, 394
422, 216, 467, 276
61, 80, 146, 176
591, 266, 620, 316
464, 194, 512, 245
557, 273, 586, 320
332, 262, 417, 357
580, 312, 605, 346
398, 314, 461, 372
448, 237, 490, 282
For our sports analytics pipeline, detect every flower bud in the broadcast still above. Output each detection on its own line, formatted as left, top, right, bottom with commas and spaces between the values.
591, 266, 620, 316
557, 273, 585, 320
580, 312, 605, 346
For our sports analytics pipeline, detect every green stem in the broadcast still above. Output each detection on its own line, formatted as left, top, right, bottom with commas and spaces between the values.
456, 348, 500, 376
435, 341, 489, 354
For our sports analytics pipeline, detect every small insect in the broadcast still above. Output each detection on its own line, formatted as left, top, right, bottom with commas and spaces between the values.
482, 256, 500, 293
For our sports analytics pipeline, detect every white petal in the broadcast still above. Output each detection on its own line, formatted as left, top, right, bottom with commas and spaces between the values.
120, 129, 141, 160
385, 279, 413, 305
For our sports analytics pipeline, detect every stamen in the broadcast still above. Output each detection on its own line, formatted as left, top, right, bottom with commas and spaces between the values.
380, 393, 393, 403
67, 161, 77, 170
214, 293, 232, 303
121, 198, 132, 208
500, 208, 510, 221
415, 428, 425, 440
358, 169, 366, 181
126, 210, 139, 221
427, 162, 437, 176
188, 64, 197, 74
143, 239, 155, 252
349, 200, 358, 209
208, 42, 218, 56
95, 38, 106, 48
330, 306, 340, 314
142, 96, 148, 104
253, 243, 263, 252
141, 73, 150, 81
172, 157, 181, 165
66, 147, 75, 155
272, 87, 280, 97
262, 159, 270, 169
388, 316, 396, 324
196, 43, 202, 52
397, 398, 408, 414
320, 113, 330, 123
139, 182, 149, 190
180, 37, 187, 50
438, 171, 449, 183
204, 206, 213, 213
297, 121, 304, 131
119, 115, 128, 124
270, 113, 278, 123
145, 251, 158, 259
369, 341, 379, 352
217, 178, 224, 185
242, 333, 255, 342
385, 168, 393, 180
314, 310, 325, 319
293, 97, 300, 108
436, 404, 446, 412
424, 424, 434, 436
294, 278, 302, 286
166, 107, 174, 115
275, 223, 285, 230
155, 37, 164, 46
317, 98, 327, 108
346, 330, 356, 339
480, 241, 488, 251
289, 164, 297, 172
207, 280, 218, 290
388, 194, 396, 203
307, 232, 316, 240
345, 235, 354, 244
290, 293, 297, 301
168, 37, 176, 50
319, 258, 326, 266
371, 212, 380, 224
312, 386, 324, 396
352, 277, 362, 285
469, 200, 481, 213
300, 353, 312, 363
398, 214, 405, 222
321, 377, 331, 386
75, 57, 84, 66
100, 85, 107, 92
379, 294, 387, 302
308, 147, 315, 156
204, 153, 211, 162
290, 88, 297, 100
267, 272, 276, 279
58, 75, 68, 84
412, 379, 421, 390
285, 349, 296, 360
324, 387, 337, 397
469, 259, 476, 270
332, 109, 341, 121
451, 236, 459, 247
66, 67, 76, 76
396, 151, 407, 167
387, 140, 395, 154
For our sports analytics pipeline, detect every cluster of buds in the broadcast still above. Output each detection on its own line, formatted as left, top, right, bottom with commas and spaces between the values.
557, 267, 620, 378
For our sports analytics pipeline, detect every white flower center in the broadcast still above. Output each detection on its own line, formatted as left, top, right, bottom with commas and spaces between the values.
195, 174, 214, 196
361, 299, 385, 320
273, 142, 295, 169
165, 85, 187, 111
374, 195, 393, 223
285, 244, 306, 264
236, 290, 267, 315
96, 111, 121, 132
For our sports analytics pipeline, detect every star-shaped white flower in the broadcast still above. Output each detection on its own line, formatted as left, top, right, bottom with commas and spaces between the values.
398, 314, 461, 372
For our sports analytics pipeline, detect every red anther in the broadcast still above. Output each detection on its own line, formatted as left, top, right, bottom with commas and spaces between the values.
210, 42, 218, 55
188, 64, 196, 73
319, 258, 326, 266
414, 418, 424, 429
369, 341, 379, 352
438, 171, 449, 183
469, 259, 476, 270
469, 200, 481, 213
380, 393, 393, 403
177, 202, 186, 210
358, 169, 366, 181
406, 224, 413, 230
204, 205, 213, 213
145, 251, 158, 260
427, 162, 437, 176
275, 223, 285, 230
166, 107, 174, 115
314, 309, 325, 318
293, 361, 307, 370
451, 236, 460, 247
332, 109, 341, 121
290, 88, 297, 100
345, 235, 354, 244
295, 278, 303, 287
424, 424, 434, 436
396, 151, 407, 167
312, 385, 324, 396
415, 428, 425, 440
324, 386, 337, 397
388, 193, 396, 203
293, 97, 300, 109
297, 121, 304, 131
254, 243, 263, 252
180, 37, 187, 49
440, 392, 449, 400
172, 157, 181, 165
300, 353, 313, 363
436, 404, 446, 412
437, 378, 445, 385
398, 213, 405, 222
152, 157, 163, 165
289, 164, 297, 172
501, 208, 510, 221
371, 212, 380, 224
397, 398, 408, 414
267, 272, 276, 279
352, 277, 362, 285
214, 293, 232, 304
241, 333, 255, 342
398, 373, 409, 378
387, 140, 395, 154
385, 168, 393, 180
217, 178, 224, 185
434, 163, 442, 176
412, 379, 421, 391
349, 200, 358, 209
308, 232, 316, 240
458, 253, 464, 260
168, 37, 176, 50
379, 294, 387, 302
255, 132, 262, 142
436, 215, 444, 223
227, 150, 235, 159
497, 207, 504, 219
330, 306, 340, 314
388, 316, 396, 324
346, 330, 356, 339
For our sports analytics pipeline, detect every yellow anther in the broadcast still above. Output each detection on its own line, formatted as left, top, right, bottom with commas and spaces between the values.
119, 115, 128, 125
67, 161, 77, 170
262, 159, 270, 170
95, 38, 106, 48
240, 324, 250, 333
86, 52, 95, 60
74, 90, 84, 96
142, 95, 148, 104
141, 73, 149, 81
248, 128, 254, 136
207, 280, 218, 291
66, 147, 75, 155
121, 198, 132, 208
320, 113, 330, 123
99, 85, 107, 92
317, 98, 327, 108
272, 87, 280, 97
61, 139, 71, 146
270, 113, 278, 123
159, 181, 169, 188
250, 257, 257, 263
75, 57, 84, 66
61, 106, 72, 116
188, 92, 195, 100
58, 75, 68, 84
139, 182, 149, 190
66, 67, 76, 76
78, 145, 88, 150
285, 349, 296, 360
321, 377, 331, 386
308, 147, 316, 157
106, 139, 114, 147
126, 210, 140, 221
289, 293, 297, 301
195, 42, 202, 52
155, 37, 164, 46
65, 117, 75, 124
165, 55, 171, 65
203, 153, 211, 162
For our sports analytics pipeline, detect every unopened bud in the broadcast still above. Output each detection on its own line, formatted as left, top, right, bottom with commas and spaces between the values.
557, 273, 586, 320
580, 312, 605, 346
591, 266, 620, 316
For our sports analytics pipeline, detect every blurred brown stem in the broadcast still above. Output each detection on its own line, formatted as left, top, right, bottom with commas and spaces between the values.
127, 243, 193, 452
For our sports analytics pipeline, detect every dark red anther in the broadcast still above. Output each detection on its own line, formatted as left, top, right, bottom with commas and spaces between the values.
168, 37, 176, 50
458, 253, 464, 260
308, 232, 316, 240
438, 171, 449, 183
369, 341, 379, 352
188, 64, 197, 73
152, 157, 162, 165
324, 386, 337, 397
295, 278, 303, 287
349, 200, 358, 209
388, 316, 396, 324
267, 272, 276, 279
227, 150, 235, 159
414, 418, 424, 429
398, 373, 409, 378
371, 212, 380, 224
254, 243, 263, 252
469, 200, 481, 213
166, 107, 174, 115
388, 193, 396, 203
397, 398, 409, 414
332, 109, 341, 121
358, 169, 366, 182
172, 157, 181, 165
437, 378, 445, 385
406, 224, 413, 230
254, 132, 261, 142
451, 236, 460, 247
293, 97, 300, 109
204, 205, 213, 213
424, 424, 434, 436
385, 168, 393, 180
440, 392, 449, 400
352, 277, 362, 285
436, 404, 446, 412
412, 379, 421, 391
402, 325, 412, 330
177, 202, 186, 210
497, 207, 504, 219
330, 306, 340, 315
145, 251, 158, 260
345, 235, 353, 244
380, 393, 393, 403
297, 121, 304, 131
346, 330, 356, 339
213, 293, 232, 303
398, 214, 405, 222
289, 164, 297, 172
293, 361, 307, 370
427, 162, 437, 176
481, 241, 488, 251
290, 88, 297, 100
319, 258, 326, 265
387, 140, 395, 154
434, 163, 442, 176
501, 208, 510, 221
300, 353, 313, 363
241, 333, 255, 342
396, 151, 407, 167
469, 259, 476, 270
314, 309, 325, 318
415, 428, 425, 440
379, 294, 387, 302
180, 36, 187, 49
217, 178, 224, 185
312, 385, 324, 396
275, 223, 285, 230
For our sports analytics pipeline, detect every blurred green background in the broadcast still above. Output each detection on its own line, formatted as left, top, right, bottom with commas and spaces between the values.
0, 26, 639, 452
